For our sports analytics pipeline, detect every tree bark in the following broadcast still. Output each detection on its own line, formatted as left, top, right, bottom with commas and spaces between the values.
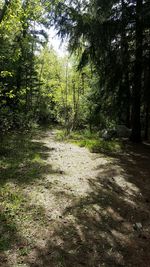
130, 0, 143, 142
144, 52, 150, 140
0, 0, 11, 24
118, 0, 131, 127
145, 105, 149, 140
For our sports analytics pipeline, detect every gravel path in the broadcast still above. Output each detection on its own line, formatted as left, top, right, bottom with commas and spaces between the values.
25, 130, 150, 267
1, 129, 150, 267
28, 130, 109, 220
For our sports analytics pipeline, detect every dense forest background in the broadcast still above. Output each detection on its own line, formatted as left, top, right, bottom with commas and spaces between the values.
1, 1, 150, 266
0, 0, 150, 142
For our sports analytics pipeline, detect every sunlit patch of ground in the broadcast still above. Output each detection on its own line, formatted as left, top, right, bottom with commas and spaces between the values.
0, 129, 150, 267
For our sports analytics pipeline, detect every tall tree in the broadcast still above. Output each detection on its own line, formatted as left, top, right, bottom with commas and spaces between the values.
130, 0, 143, 142
52, 0, 149, 141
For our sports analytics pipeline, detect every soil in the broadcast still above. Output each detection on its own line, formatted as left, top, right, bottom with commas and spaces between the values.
0, 129, 150, 267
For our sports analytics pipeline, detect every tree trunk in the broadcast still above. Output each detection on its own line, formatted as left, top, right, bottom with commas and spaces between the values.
65, 59, 69, 133
145, 105, 149, 140
72, 80, 76, 130
144, 52, 150, 140
0, 0, 11, 24
130, 0, 143, 142
118, 0, 131, 128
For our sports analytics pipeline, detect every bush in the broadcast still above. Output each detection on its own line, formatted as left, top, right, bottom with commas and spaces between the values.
0, 107, 38, 134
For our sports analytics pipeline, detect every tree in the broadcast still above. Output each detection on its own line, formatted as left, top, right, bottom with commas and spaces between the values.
130, 0, 143, 142
52, 0, 150, 141
0, 0, 49, 131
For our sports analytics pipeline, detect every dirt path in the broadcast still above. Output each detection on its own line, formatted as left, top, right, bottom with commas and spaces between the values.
1, 130, 150, 267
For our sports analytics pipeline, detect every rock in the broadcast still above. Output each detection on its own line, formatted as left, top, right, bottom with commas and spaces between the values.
133, 222, 143, 231
116, 125, 131, 138
101, 126, 131, 140
101, 129, 117, 140
102, 129, 111, 140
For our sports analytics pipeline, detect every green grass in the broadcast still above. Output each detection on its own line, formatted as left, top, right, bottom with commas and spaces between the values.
0, 130, 54, 185
56, 129, 123, 153
0, 130, 54, 254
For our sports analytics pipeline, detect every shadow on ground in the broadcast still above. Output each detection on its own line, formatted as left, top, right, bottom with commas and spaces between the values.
0, 130, 62, 266
0, 131, 59, 185
25, 142, 150, 267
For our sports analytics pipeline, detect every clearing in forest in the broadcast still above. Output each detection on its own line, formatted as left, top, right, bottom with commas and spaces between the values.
0, 129, 150, 267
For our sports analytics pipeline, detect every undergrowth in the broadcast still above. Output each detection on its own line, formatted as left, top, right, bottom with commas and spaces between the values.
56, 129, 123, 153
0, 130, 51, 254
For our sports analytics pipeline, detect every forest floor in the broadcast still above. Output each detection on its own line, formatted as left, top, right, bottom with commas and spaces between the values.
0, 128, 150, 267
